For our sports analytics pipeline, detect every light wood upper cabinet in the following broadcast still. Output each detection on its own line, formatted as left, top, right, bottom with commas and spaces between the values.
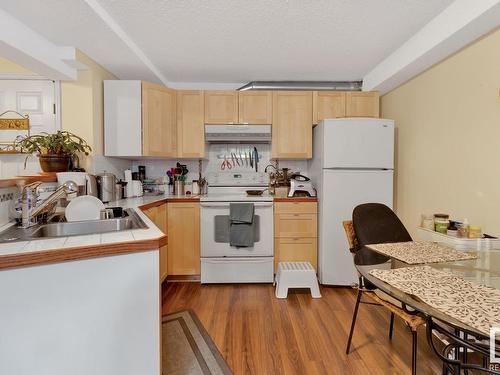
142, 82, 177, 157
345, 91, 380, 117
177, 90, 205, 158
167, 202, 200, 275
238, 91, 272, 124
313, 91, 346, 124
272, 91, 313, 159
204, 91, 238, 124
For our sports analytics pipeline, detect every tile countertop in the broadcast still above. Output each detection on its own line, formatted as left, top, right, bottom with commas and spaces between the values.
0, 194, 182, 270
0, 193, 315, 269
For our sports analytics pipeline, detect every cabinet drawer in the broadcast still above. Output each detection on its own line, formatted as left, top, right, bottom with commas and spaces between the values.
274, 213, 317, 238
274, 238, 317, 271
274, 202, 317, 214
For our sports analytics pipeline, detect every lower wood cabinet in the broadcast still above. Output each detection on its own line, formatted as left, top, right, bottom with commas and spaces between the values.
274, 201, 318, 272
142, 203, 168, 282
275, 238, 318, 270
167, 202, 200, 276
274, 213, 317, 238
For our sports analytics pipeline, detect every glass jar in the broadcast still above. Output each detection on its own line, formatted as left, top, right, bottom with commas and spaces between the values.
421, 214, 434, 230
434, 213, 449, 234
468, 225, 482, 239
457, 219, 469, 238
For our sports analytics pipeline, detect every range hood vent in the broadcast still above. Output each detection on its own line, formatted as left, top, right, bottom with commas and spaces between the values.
237, 81, 363, 91
205, 124, 271, 143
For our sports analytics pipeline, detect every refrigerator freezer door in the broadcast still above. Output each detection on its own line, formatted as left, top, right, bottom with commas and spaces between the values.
318, 169, 393, 285
323, 118, 394, 169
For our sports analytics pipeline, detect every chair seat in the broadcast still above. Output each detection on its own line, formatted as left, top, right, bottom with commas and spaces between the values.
365, 291, 426, 331
374, 288, 404, 308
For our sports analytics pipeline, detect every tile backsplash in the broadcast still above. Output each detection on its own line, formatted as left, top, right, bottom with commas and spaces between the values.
0, 154, 42, 179
130, 143, 309, 184
0, 183, 58, 227
0, 186, 18, 226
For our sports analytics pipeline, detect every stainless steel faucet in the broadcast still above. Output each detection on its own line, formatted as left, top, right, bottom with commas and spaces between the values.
21, 180, 78, 228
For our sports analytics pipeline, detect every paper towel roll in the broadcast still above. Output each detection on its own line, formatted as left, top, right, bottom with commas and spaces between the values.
124, 169, 132, 181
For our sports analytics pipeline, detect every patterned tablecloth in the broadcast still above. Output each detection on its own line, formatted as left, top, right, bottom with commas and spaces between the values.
366, 241, 477, 264
370, 266, 500, 336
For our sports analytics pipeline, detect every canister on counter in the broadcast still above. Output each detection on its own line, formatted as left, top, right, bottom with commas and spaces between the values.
447, 221, 459, 237
421, 214, 434, 230
469, 225, 482, 239
434, 213, 449, 234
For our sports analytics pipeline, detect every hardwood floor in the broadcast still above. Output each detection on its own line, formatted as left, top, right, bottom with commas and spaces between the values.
162, 283, 443, 375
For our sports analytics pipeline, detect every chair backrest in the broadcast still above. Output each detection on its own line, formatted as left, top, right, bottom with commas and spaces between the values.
342, 220, 359, 253
351, 203, 412, 266
353, 203, 412, 247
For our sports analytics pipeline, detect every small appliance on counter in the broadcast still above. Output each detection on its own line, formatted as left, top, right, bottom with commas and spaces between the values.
130, 180, 143, 197
96, 172, 117, 203
288, 174, 317, 197
115, 180, 128, 200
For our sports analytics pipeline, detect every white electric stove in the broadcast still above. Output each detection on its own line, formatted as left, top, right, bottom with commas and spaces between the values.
200, 172, 274, 283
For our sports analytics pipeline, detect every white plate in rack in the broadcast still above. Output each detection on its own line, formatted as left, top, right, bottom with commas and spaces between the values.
65, 195, 105, 222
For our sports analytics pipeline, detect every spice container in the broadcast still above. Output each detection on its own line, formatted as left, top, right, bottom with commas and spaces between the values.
447, 221, 458, 237
434, 213, 449, 234
421, 214, 434, 230
469, 225, 482, 239
457, 218, 469, 238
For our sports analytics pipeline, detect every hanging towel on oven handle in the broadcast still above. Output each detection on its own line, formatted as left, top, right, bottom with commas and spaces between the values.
229, 203, 255, 247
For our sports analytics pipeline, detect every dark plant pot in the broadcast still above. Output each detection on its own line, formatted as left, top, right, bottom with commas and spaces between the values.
38, 154, 71, 173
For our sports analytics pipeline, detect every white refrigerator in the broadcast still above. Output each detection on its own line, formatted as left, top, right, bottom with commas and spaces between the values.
309, 118, 395, 285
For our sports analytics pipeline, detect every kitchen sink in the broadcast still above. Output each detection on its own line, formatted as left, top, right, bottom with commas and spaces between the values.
0, 208, 148, 243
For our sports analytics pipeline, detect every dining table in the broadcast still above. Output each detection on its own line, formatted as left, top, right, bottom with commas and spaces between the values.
356, 242, 500, 374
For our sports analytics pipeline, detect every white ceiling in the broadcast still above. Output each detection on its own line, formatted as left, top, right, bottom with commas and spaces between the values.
0, 0, 455, 85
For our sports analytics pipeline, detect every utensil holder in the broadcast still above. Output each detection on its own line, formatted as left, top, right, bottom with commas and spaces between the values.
173, 180, 185, 196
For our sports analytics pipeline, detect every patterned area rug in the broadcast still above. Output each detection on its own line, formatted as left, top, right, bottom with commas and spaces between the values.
163, 310, 233, 375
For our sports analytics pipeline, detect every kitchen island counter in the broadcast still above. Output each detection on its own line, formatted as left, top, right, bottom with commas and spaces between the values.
0, 194, 174, 375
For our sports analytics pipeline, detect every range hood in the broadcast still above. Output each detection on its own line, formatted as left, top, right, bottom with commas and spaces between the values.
205, 124, 271, 142
237, 81, 363, 91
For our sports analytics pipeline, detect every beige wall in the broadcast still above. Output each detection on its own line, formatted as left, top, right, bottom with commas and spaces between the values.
61, 50, 116, 169
381, 28, 500, 236
0, 57, 34, 74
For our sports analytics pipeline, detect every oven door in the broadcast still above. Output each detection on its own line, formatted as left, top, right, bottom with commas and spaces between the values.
200, 202, 273, 257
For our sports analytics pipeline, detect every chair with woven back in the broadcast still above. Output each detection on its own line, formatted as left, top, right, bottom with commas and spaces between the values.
343, 203, 425, 375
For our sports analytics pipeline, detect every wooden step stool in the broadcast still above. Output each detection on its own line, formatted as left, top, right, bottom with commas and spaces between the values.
275, 262, 321, 299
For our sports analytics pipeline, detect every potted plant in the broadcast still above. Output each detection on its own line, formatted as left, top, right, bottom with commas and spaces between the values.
14, 131, 92, 173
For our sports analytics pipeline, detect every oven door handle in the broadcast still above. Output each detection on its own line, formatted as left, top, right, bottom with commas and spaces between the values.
200, 202, 274, 208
